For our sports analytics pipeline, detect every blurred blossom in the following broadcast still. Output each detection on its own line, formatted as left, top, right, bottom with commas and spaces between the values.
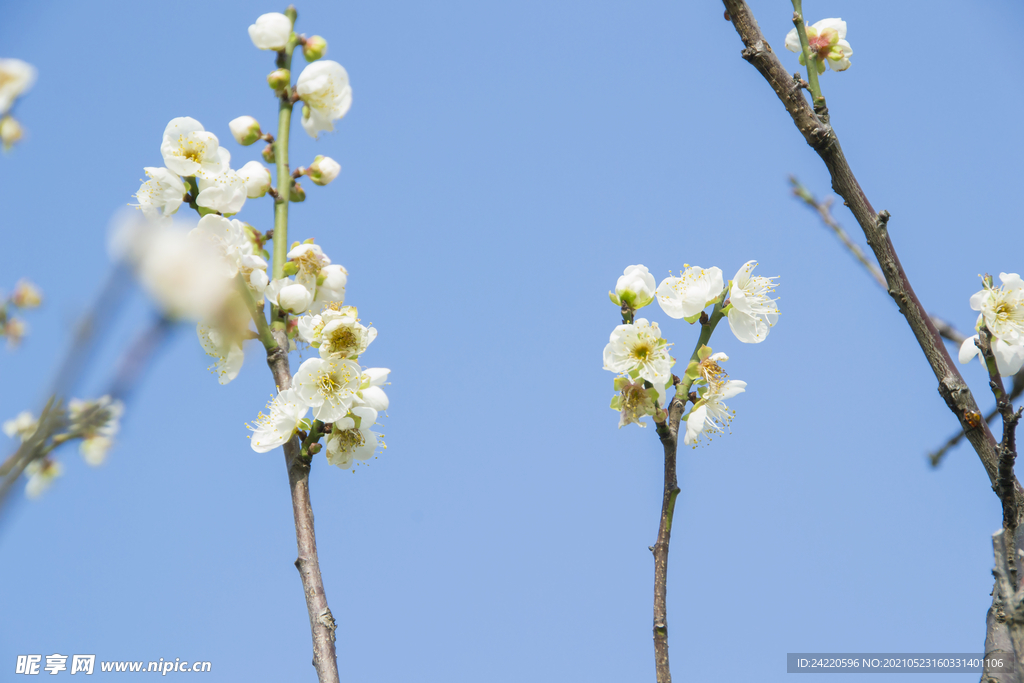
0, 58, 36, 114
24, 458, 61, 499
3, 410, 37, 442
10, 279, 42, 308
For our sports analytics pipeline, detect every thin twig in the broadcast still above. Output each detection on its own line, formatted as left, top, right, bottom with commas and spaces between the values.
719, 1, 1024, 673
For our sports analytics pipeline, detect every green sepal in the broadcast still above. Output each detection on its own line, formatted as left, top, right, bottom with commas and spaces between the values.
683, 311, 702, 324
196, 206, 218, 217
697, 345, 713, 362
297, 418, 312, 431
609, 291, 620, 306
683, 360, 701, 382
283, 261, 299, 276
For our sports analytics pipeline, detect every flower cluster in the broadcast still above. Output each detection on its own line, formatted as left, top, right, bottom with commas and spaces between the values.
959, 272, 1024, 377
0, 279, 42, 348
602, 262, 779, 445
3, 395, 125, 499
785, 18, 853, 73
0, 58, 36, 151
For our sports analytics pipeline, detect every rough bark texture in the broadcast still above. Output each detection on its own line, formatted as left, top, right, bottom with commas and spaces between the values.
719, 0, 1024, 676
266, 328, 340, 683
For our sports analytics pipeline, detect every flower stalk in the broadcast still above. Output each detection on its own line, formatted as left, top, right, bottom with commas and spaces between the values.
789, 0, 824, 107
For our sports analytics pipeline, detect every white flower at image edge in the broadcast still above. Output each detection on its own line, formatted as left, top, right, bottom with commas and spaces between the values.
971, 273, 1024, 345
248, 389, 308, 453
683, 379, 747, 446
656, 265, 724, 321
293, 357, 362, 423
602, 318, 674, 385
611, 264, 656, 310
196, 170, 247, 215
248, 12, 292, 51
296, 60, 352, 139
784, 18, 853, 73
727, 260, 779, 344
326, 406, 384, 469
959, 335, 1024, 378
0, 58, 36, 114
132, 167, 186, 224
159, 117, 229, 178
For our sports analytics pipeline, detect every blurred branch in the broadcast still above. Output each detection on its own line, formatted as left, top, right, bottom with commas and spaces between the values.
720, 0, 1024, 669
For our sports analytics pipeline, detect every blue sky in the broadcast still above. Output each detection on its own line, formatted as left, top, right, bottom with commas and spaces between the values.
1, 0, 1022, 680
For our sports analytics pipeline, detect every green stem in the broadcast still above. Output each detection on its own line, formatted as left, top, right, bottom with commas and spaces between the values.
790, 0, 822, 104
237, 275, 277, 351
272, 7, 300, 281
678, 302, 726, 398
299, 419, 324, 461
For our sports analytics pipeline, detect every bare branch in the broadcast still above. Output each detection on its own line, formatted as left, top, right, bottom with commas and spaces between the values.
652, 399, 682, 683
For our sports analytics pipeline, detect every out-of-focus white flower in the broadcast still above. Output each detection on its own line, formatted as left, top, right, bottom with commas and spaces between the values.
196, 169, 247, 216
229, 116, 262, 146
265, 277, 313, 314
24, 458, 61, 499
68, 395, 124, 466
10, 279, 42, 308
325, 406, 384, 469
247, 388, 308, 453
296, 60, 352, 139
602, 318, 674, 385
0, 115, 23, 149
311, 264, 347, 312
3, 317, 27, 347
609, 265, 657, 311
241, 254, 270, 295
110, 212, 232, 321
972, 273, 1024, 345
307, 155, 341, 186
237, 160, 272, 198
287, 243, 331, 291
656, 265, 724, 321
959, 335, 1024, 378
726, 260, 779, 344
160, 117, 229, 178
132, 167, 186, 224
293, 357, 362, 423
197, 321, 245, 385
0, 58, 36, 114
785, 18, 852, 73
297, 304, 376, 359
248, 12, 293, 51
610, 376, 666, 429
187, 214, 250, 278
3, 410, 37, 442
683, 377, 747, 446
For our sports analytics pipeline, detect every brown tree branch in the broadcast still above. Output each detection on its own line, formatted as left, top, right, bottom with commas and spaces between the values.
719, 0, 1024, 672
652, 397, 684, 683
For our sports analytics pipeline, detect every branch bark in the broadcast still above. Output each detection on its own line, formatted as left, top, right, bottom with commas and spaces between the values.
652, 395, 684, 683
719, 0, 1024, 673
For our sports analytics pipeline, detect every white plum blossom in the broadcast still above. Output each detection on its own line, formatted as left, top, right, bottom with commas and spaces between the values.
198, 321, 245, 385
683, 377, 747, 446
159, 117, 229, 178
265, 277, 313, 314
241, 253, 270, 295
24, 458, 61, 499
971, 273, 1024, 345
785, 18, 852, 73
229, 116, 262, 146
293, 357, 362, 423
610, 376, 666, 429
307, 155, 341, 186
237, 160, 272, 198
247, 389, 308, 453
355, 368, 390, 412
311, 264, 347, 311
959, 335, 1024, 378
602, 318, 675, 385
187, 214, 250, 278
297, 305, 376, 360
248, 12, 292, 51
287, 242, 331, 291
3, 410, 37, 441
726, 260, 779, 344
68, 395, 124, 466
296, 60, 352, 139
610, 265, 656, 311
325, 406, 384, 469
0, 58, 36, 114
132, 167, 186, 224
656, 265, 725, 321
196, 169, 247, 215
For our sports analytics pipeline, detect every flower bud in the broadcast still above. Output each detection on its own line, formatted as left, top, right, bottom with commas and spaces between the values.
307, 155, 341, 186
267, 68, 291, 92
248, 12, 293, 51
262, 144, 276, 164
308, 442, 322, 455
303, 35, 328, 62
0, 116, 23, 150
278, 283, 313, 314
10, 279, 42, 308
290, 181, 306, 202
614, 265, 656, 310
228, 116, 262, 146
237, 160, 272, 198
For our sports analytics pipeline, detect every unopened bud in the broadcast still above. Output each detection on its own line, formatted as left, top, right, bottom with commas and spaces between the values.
228, 116, 262, 146
10, 279, 42, 308
308, 442, 322, 455
237, 160, 272, 198
278, 283, 313, 314
290, 181, 306, 202
307, 155, 341, 186
267, 68, 291, 92
0, 116, 23, 150
303, 35, 328, 61
262, 144, 276, 164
